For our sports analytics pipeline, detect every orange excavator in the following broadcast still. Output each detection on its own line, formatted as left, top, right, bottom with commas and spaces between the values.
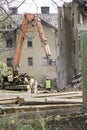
2, 13, 51, 90
13, 13, 51, 73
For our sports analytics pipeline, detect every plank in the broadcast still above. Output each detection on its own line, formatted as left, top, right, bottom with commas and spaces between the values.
4, 85, 29, 90
33, 91, 82, 98
0, 97, 24, 105
23, 98, 82, 105
0, 104, 82, 114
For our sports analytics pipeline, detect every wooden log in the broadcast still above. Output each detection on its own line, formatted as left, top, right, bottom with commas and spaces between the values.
21, 98, 82, 106
34, 94, 82, 99
0, 104, 82, 114
0, 97, 24, 105
34, 91, 82, 98
4, 85, 30, 91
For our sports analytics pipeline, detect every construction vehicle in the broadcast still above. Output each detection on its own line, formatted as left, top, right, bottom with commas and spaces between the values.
2, 13, 51, 90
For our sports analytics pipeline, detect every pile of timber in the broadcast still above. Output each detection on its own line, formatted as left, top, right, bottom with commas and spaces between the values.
13, 73, 29, 85
0, 91, 83, 115
3, 73, 30, 91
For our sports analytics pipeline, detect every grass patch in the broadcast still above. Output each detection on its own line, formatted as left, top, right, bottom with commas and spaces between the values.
0, 112, 49, 130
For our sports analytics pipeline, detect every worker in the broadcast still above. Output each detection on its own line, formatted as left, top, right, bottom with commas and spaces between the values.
45, 77, 52, 91
33, 80, 38, 94
29, 76, 38, 94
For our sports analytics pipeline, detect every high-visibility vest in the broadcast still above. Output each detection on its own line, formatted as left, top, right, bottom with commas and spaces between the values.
46, 80, 51, 89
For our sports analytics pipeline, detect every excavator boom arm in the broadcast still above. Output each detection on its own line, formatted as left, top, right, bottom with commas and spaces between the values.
13, 13, 51, 68
34, 17, 51, 58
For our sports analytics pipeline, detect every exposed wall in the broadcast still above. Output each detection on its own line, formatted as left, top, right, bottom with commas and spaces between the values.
57, 2, 81, 89
64, 5, 73, 85
71, 2, 81, 76
57, 7, 67, 89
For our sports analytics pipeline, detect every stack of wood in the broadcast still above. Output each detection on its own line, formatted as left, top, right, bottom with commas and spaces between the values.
13, 73, 29, 85
2, 73, 31, 90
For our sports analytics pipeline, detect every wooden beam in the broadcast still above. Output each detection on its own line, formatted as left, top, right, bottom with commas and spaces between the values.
0, 104, 82, 114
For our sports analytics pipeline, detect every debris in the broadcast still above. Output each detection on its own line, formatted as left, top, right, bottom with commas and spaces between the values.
71, 74, 82, 86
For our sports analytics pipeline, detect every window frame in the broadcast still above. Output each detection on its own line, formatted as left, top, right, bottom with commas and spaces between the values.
27, 39, 32, 47
7, 58, 13, 67
42, 57, 48, 66
6, 39, 13, 47
28, 57, 33, 66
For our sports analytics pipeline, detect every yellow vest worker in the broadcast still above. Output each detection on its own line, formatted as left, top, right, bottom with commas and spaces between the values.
45, 79, 51, 90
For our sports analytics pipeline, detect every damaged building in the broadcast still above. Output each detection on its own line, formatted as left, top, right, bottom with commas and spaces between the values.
57, 0, 87, 89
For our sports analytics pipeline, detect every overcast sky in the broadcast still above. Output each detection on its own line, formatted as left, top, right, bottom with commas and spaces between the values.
9, 0, 72, 14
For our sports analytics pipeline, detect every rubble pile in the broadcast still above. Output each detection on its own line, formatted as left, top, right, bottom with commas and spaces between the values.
65, 74, 82, 92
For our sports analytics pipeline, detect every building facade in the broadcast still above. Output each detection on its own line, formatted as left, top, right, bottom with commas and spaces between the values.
0, 9, 58, 84
18, 19, 57, 83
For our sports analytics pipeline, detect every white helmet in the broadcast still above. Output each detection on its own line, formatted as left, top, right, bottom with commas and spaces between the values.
46, 77, 49, 79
